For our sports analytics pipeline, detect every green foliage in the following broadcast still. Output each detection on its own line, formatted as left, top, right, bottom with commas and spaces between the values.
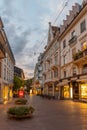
25, 78, 34, 92
73, 50, 83, 60
13, 76, 23, 91
15, 98, 27, 105
7, 106, 35, 116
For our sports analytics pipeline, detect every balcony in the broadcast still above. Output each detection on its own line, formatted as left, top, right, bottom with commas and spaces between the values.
51, 62, 58, 70
69, 36, 77, 47
0, 42, 5, 58
73, 49, 87, 64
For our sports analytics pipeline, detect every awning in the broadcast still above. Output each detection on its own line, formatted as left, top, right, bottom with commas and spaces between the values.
77, 79, 87, 83
57, 81, 69, 86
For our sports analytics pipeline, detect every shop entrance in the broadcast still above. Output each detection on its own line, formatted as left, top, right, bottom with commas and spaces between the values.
72, 82, 79, 99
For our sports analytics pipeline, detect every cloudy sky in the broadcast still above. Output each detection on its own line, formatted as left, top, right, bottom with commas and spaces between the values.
0, 0, 82, 78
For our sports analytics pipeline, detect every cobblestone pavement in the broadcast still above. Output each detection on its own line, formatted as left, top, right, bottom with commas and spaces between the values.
0, 95, 87, 130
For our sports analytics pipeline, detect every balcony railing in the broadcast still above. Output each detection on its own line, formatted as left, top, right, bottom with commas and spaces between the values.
0, 42, 5, 58
69, 36, 77, 46
73, 49, 87, 61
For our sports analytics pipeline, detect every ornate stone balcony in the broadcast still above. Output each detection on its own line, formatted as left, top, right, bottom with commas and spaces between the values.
73, 49, 87, 64
69, 36, 77, 47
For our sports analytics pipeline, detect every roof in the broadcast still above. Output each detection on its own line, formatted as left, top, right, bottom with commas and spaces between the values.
51, 26, 60, 37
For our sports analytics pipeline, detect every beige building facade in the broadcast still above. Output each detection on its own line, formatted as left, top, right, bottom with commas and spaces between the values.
42, 23, 60, 99
42, 0, 87, 101
0, 18, 15, 103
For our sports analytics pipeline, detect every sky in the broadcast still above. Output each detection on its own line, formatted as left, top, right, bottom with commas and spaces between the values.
0, 0, 82, 79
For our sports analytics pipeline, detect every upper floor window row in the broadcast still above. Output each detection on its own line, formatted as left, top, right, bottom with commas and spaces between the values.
80, 20, 86, 33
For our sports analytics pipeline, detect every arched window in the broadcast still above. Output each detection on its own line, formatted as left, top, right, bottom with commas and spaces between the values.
83, 64, 87, 73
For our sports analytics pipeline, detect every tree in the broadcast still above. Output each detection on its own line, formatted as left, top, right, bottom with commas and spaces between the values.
25, 78, 34, 92
13, 76, 23, 92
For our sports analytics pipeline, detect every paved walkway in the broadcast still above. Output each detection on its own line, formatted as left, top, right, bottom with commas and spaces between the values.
0, 95, 87, 130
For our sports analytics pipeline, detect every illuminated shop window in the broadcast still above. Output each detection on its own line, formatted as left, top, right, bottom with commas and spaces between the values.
64, 86, 69, 98
80, 84, 87, 98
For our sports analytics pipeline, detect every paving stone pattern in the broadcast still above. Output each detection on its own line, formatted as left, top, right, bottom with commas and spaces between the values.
0, 95, 87, 130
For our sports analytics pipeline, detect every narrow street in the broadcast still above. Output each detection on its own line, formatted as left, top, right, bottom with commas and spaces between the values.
0, 95, 87, 130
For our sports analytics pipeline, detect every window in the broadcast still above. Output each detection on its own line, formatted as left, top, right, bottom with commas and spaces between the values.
64, 70, 66, 78
51, 71, 53, 79
72, 48, 76, 58
83, 64, 87, 73
73, 67, 76, 76
81, 41, 87, 51
54, 54, 58, 65
80, 20, 86, 33
63, 55, 67, 65
63, 40, 66, 48
54, 70, 58, 78
71, 30, 75, 38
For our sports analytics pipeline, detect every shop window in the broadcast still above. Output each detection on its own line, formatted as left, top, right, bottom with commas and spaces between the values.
80, 20, 86, 33
64, 86, 69, 98
83, 64, 87, 74
80, 84, 87, 99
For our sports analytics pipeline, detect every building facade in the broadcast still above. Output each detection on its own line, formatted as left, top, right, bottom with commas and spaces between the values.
41, 0, 87, 101
0, 18, 15, 102
14, 66, 25, 80
59, 0, 87, 101
34, 53, 43, 94
42, 22, 60, 98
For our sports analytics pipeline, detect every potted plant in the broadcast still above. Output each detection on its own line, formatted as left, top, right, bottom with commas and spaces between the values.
7, 106, 35, 119
15, 98, 27, 105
